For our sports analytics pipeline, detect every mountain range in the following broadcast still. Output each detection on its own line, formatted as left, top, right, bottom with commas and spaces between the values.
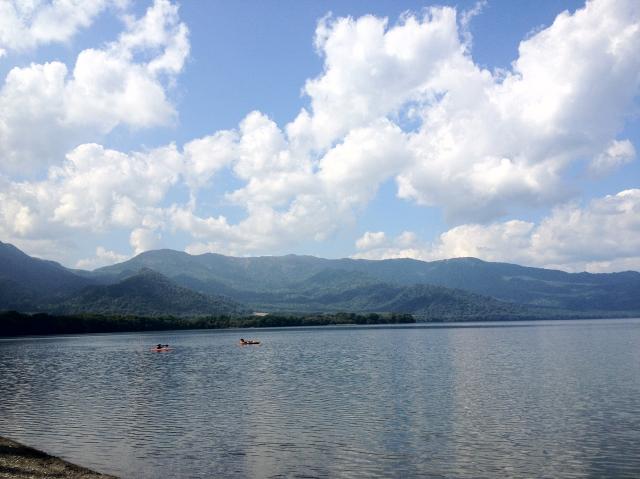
1, 240, 639, 321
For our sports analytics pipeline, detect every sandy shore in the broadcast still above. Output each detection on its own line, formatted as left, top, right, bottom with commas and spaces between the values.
0, 436, 117, 479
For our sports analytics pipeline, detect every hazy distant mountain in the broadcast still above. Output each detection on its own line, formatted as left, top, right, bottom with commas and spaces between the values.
94, 250, 340, 291
0, 243, 243, 317
55, 269, 244, 317
242, 281, 535, 320
95, 249, 640, 312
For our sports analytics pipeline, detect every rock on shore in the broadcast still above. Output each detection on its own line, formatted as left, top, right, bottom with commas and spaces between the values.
0, 436, 116, 478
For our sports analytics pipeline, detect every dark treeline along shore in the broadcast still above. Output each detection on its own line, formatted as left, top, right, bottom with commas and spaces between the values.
1, 240, 639, 336
0, 311, 415, 337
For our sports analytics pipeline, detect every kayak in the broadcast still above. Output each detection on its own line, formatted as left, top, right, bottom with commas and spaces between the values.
240, 341, 260, 345
150, 347, 173, 352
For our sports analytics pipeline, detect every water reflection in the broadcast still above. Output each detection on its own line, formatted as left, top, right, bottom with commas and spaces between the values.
1, 320, 639, 478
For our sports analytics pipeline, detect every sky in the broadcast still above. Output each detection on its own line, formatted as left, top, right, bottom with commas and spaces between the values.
0, 0, 638, 273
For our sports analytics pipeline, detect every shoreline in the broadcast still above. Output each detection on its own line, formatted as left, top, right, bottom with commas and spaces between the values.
1, 314, 638, 339
0, 436, 116, 479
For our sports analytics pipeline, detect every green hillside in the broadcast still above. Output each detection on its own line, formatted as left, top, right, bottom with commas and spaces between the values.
0, 241, 94, 302
94, 250, 640, 312
56, 269, 244, 317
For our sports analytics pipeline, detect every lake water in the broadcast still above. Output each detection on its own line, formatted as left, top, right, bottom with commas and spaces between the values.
1, 319, 639, 478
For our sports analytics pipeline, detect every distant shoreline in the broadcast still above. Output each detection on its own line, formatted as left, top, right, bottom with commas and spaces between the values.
1, 310, 638, 338
0, 310, 416, 337
0, 436, 116, 478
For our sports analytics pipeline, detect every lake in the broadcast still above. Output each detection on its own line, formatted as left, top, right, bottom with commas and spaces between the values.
1, 319, 639, 478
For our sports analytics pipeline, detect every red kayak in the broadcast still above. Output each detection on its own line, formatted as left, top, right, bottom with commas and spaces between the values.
150, 347, 173, 352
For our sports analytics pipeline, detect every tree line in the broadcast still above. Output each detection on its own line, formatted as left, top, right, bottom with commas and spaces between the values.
0, 310, 415, 336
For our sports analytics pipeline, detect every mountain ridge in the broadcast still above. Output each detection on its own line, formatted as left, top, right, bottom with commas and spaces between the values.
1, 241, 639, 319
94, 248, 640, 312
54, 268, 244, 317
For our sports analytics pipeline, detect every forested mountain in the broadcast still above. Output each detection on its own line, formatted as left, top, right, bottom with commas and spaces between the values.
94, 250, 341, 291
1, 241, 639, 319
95, 249, 640, 312
54, 269, 244, 317
242, 281, 538, 320
0, 241, 95, 309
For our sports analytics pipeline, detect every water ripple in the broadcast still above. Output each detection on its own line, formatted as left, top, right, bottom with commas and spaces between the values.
1, 320, 640, 478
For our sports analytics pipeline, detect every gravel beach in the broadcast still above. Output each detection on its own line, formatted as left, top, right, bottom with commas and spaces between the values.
0, 436, 117, 479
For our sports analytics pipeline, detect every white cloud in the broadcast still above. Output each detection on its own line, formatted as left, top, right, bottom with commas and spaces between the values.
49, 143, 182, 229
395, 0, 640, 221
0, 141, 183, 265
299, 7, 462, 150
171, 118, 410, 256
0, 126, 232, 247
181, 0, 640, 256
235, 0, 640, 225
0, 124, 242, 260
0, 0, 189, 173
317, 120, 410, 210
118, 0, 188, 76
353, 189, 640, 273
353, 230, 428, 262
355, 231, 387, 250
226, 111, 314, 209
1, 0, 639, 272
130, 227, 160, 255
76, 246, 129, 270
588, 139, 636, 177
183, 130, 238, 189
0, 0, 119, 53
529, 189, 640, 271
173, 0, 640, 262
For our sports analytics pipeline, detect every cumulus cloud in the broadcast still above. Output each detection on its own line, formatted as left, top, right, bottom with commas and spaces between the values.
176, 0, 640, 256
130, 227, 161, 255
354, 230, 428, 261
588, 139, 636, 177
355, 231, 387, 250
183, 130, 238, 189
285, 0, 640, 222
0, 122, 259, 263
49, 143, 182, 229
170, 117, 410, 255
0, 142, 183, 264
0, 0, 120, 53
0, 0, 189, 173
1, 0, 639, 271
396, 0, 640, 221
353, 189, 640, 273
299, 7, 462, 149
76, 246, 129, 270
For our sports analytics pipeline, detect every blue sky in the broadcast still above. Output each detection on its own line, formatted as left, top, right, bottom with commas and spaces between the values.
0, 0, 638, 272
